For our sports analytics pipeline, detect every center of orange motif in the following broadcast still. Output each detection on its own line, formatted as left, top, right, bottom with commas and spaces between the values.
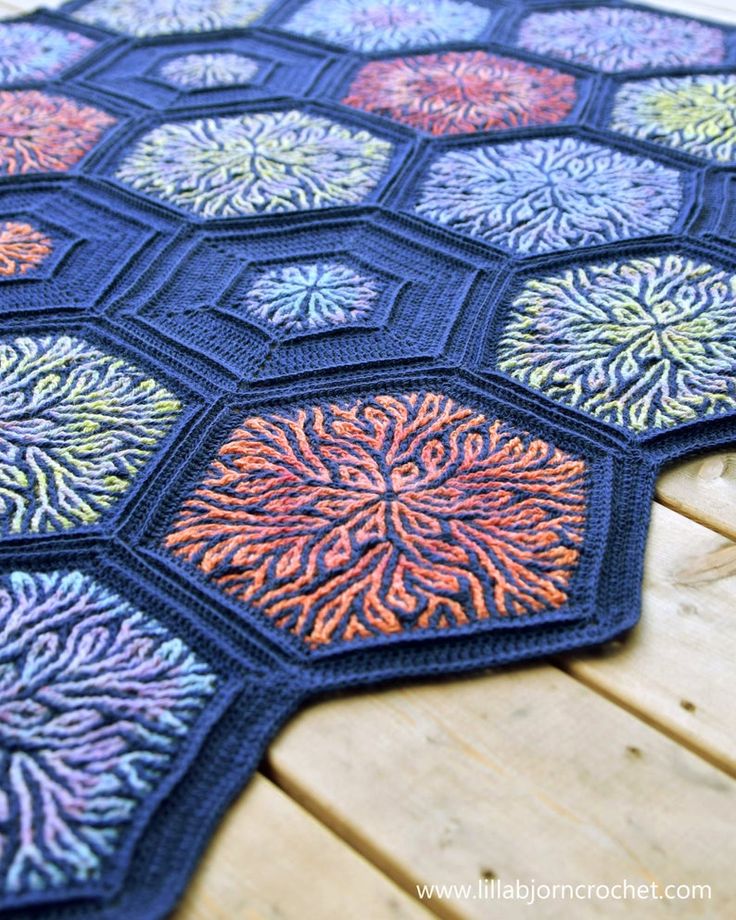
164, 392, 588, 648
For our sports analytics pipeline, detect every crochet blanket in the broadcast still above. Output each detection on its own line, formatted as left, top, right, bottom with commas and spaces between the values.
0, 0, 735, 915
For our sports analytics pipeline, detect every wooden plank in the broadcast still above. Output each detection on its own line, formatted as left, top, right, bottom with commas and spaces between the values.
639, 0, 736, 23
268, 666, 736, 920
657, 453, 736, 543
562, 502, 736, 774
175, 774, 434, 920
0, 0, 66, 13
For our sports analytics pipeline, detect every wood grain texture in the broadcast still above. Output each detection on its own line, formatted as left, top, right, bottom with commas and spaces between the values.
562, 503, 736, 774
657, 453, 736, 542
175, 775, 434, 920
0, 0, 734, 918
268, 666, 735, 919
638, 0, 736, 24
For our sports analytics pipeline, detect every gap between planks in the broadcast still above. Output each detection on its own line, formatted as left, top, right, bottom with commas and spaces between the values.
161, 498, 736, 917
266, 663, 735, 920
175, 773, 439, 920
2, 0, 734, 914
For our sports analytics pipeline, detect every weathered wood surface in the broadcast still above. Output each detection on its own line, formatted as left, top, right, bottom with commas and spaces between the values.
1, 0, 734, 916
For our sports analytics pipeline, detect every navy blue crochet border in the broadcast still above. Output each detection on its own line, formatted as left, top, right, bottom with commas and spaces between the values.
0, 0, 735, 916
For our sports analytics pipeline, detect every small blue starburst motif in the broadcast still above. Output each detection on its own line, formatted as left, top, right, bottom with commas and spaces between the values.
241, 261, 383, 335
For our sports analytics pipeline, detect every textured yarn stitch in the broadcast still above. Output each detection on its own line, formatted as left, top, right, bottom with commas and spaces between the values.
0, 0, 735, 917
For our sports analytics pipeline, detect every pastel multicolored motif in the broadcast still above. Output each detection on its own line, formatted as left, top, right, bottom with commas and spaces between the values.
611, 75, 736, 164
116, 109, 393, 219
497, 255, 736, 434
0, 221, 52, 276
282, 0, 490, 52
343, 51, 577, 136
158, 52, 260, 89
0, 335, 181, 535
0, 569, 217, 896
517, 7, 725, 73
164, 392, 588, 648
414, 137, 682, 255
242, 261, 382, 335
72, 0, 270, 37
0, 91, 116, 176
0, 22, 97, 84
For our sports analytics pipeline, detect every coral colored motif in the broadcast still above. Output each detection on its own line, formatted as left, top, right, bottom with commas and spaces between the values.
73, 0, 270, 37
343, 51, 577, 135
242, 261, 382, 335
282, 0, 490, 52
0, 91, 116, 176
0, 221, 52, 276
497, 255, 736, 433
517, 7, 725, 73
158, 52, 260, 89
0, 335, 181, 535
611, 75, 736, 164
0, 569, 217, 896
116, 109, 392, 218
0, 22, 97, 84
413, 136, 682, 255
164, 392, 588, 647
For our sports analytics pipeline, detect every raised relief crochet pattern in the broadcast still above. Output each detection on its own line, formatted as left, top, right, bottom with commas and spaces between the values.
0, 90, 116, 175
496, 255, 736, 434
0, 570, 217, 898
0, 335, 181, 534
164, 392, 588, 647
72, 0, 271, 36
241, 261, 383, 335
2, 0, 735, 916
0, 22, 97, 83
115, 109, 393, 218
282, 0, 491, 52
413, 137, 682, 255
611, 75, 736, 164
516, 7, 725, 72
343, 51, 577, 135
0, 221, 53, 276
157, 52, 260, 88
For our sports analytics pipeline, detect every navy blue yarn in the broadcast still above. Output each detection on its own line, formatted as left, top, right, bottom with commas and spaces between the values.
0, 0, 734, 916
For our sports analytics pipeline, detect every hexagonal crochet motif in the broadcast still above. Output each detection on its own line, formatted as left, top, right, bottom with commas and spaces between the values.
413, 136, 682, 255
0, 90, 116, 176
115, 109, 393, 218
0, 22, 97, 84
0, 334, 181, 535
241, 260, 383, 336
0, 569, 217, 897
496, 254, 736, 434
164, 391, 588, 648
343, 51, 577, 135
517, 6, 725, 72
157, 52, 260, 89
610, 75, 736, 164
281, 0, 491, 52
72, 0, 270, 36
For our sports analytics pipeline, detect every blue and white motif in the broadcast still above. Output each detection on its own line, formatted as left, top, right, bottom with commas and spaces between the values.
242, 261, 382, 335
413, 137, 683, 255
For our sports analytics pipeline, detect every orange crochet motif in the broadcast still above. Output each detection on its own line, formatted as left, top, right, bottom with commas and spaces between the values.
164, 392, 588, 647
